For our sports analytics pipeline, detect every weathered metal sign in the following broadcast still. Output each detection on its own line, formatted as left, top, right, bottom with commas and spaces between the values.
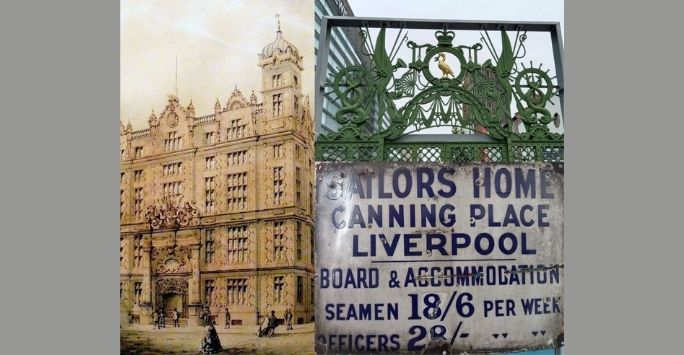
315, 162, 564, 354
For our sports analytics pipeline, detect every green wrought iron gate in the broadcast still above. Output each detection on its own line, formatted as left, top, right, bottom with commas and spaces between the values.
314, 17, 564, 164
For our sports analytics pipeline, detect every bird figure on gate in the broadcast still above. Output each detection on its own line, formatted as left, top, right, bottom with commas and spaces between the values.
435, 53, 455, 79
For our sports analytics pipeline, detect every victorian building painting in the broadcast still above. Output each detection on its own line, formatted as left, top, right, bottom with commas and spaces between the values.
119, 16, 315, 329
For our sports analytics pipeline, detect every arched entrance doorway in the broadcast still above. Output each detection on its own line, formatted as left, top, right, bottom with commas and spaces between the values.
162, 293, 183, 316
155, 278, 188, 319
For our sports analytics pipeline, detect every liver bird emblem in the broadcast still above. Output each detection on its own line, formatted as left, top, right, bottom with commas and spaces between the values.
435, 53, 455, 78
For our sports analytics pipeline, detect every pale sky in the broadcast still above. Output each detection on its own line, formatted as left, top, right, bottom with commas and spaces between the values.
121, 0, 314, 129
347, 0, 563, 37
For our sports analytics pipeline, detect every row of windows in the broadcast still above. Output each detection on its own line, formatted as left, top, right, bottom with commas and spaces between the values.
134, 188, 143, 219
125, 276, 314, 306
204, 226, 250, 264
273, 221, 285, 261
227, 226, 248, 263
205, 131, 217, 145
205, 156, 216, 170
227, 150, 247, 166
273, 167, 284, 205
206, 122, 250, 143
162, 181, 183, 198
272, 74, 283, 88
123, 222, 313, 272
123, 144, 298, 177
227, 119, 247, 140
126, 183, 312, 221
162, 162, 182, 176
134, 235, 143, 268
226, 172, 247, 211
202, 276, 312, 306
273, 144, 284, 158
271, 93, 300, 117
206, 150, 249, 171
273, 94, 284, 117
272, 74, 299, 88
122, 127, 245, 161
121, 147, 144, 160
227, 279, 247, 305
202, 222, 313, 264
125, 161, 314, 220
164, 132, 183, 152
205, 177, 216, 214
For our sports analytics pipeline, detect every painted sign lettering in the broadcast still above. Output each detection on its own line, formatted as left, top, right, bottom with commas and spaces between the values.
315, 162, 564, 354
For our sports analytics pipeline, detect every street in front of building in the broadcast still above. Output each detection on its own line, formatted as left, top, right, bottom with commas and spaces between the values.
121, 323, 314, 354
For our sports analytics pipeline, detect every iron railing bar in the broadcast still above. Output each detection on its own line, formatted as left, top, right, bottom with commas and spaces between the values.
326, 16, 561, 32
550, 23, 565, 117
314, 17, 332, 139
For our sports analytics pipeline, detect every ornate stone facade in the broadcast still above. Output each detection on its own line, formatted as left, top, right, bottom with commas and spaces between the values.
120, 27, 315, 327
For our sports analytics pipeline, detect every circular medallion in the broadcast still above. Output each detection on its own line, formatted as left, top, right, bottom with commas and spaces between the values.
167, 112, 178, 128
421, 48, 467, 84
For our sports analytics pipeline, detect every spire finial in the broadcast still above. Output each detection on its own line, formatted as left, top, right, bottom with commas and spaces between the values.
276, 14, 281, 33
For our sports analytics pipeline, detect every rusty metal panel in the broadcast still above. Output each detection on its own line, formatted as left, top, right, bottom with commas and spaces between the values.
315, 162, 564, 354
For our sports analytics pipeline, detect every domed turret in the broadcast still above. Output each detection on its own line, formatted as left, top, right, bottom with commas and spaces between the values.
259, 18, 299, 59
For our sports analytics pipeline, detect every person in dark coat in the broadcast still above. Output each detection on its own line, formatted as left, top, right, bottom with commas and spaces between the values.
200, 324, 222, 354
158, 309, 165, 328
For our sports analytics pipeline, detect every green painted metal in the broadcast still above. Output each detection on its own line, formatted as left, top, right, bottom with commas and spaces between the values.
316, 24, 563, 163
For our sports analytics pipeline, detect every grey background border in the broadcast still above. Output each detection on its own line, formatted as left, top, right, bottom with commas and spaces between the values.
565, 0, 683, 354
0, 0, 120, 353
0, 0, 682, 354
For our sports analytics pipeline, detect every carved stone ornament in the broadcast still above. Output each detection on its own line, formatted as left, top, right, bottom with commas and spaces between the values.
153, 245, 190, 272
167, 112, 178, 128
145, 197, 200, 230
156, 278, 188, 295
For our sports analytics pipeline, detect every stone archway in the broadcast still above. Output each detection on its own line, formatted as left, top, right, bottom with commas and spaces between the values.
155, 278, 188, 318
162, 293, 183, 317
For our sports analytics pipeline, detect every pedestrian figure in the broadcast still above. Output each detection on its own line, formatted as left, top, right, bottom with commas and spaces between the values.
152, 310, 159, 330
172, 308, 180, 327
267, 310, 278, 337
224, 308, 231, 329
201, 303, 212, 326
158, 309, 165, 328
256, 313, 266, 337
258, 310, 278, 337
199, 324, 222, 354
285, 308, 293, 330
